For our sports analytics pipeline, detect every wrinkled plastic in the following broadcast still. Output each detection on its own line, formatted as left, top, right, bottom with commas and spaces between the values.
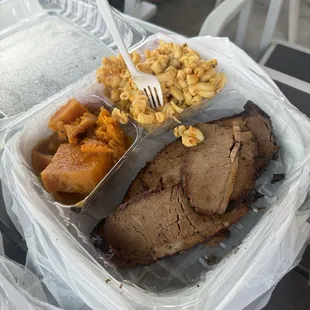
1, 35, 310, 310
0, 233, 61, 310
0, 0, 145, 118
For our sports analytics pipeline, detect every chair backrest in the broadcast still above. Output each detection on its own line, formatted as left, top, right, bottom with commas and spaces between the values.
199, 0, 284, 59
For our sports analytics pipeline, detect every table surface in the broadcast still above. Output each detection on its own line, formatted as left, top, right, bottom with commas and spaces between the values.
1, 22, 310, 309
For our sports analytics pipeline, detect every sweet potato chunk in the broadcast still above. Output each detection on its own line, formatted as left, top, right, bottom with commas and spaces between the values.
94, 108, 128, 159
32, 150, 53, 175
81, 138, 114, 154
48, 99, 88, 131
64, 112, 97, 144
41, 144, 113, 195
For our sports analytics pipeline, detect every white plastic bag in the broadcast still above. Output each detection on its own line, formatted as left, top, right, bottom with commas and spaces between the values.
1, 34, 310, 310
0, 233, 61, 310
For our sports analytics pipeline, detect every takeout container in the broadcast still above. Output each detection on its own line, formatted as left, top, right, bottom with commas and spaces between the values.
0, 0, 145, 118
2, 52, 310, 307
98, 34, 230, 134
17, 77, 143, 207
2, 33, 310, 294
1, 1, 310, 308
13, 31, 239, 208
0, 0, 145, 207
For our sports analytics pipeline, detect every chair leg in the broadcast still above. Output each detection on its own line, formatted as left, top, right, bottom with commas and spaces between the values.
288, 0, 300, 43
235, 0, 254, 49
259, 0, 284, 57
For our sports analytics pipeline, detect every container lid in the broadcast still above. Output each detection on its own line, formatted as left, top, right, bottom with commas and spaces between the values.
0, 0, 146, 118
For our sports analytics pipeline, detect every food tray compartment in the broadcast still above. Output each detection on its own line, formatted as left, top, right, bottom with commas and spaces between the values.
97, 33, 233, 134
2, 34, 310, 309
16, 74, 143, 207
1, 78, 289, 294
0, 0, 145, 118
76, 90, 290, 293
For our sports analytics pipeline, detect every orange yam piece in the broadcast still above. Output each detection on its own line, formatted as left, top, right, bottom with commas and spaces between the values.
48, 99, 88, 131
41, 144, 114, 195
32, 150, 53, 175
64, 112, 97, 144
81, 138, 114, 154
94, 107, 127, 159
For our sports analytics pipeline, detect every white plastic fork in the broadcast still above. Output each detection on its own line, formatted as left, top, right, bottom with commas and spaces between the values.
95, 0, 164, 110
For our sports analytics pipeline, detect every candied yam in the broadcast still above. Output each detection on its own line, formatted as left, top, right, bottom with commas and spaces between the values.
48, 99, 88, 131
81, 144, 113, 154
106, 124, 125, 144
93, 107, 127, 160
81, 138, 114, 154
32, 150, 53, 175
108, 139, 126, 159
41, 144, 113, 195
32, 133, 62, 156
64, 112, 97, 144
97, 107, 110, 120
97, 109, 117, 128
55, 121, 67, 141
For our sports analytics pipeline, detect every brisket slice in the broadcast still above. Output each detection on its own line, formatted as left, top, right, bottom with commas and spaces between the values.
124, 140, 184, 202
230, 121, 258, 201
125, 122, 258, 206
102, 185, 248, 267
182, 124, 239, 215
123, 170, 147, 202
124, 101, 276, 208
215, 101, 278, 174
243, 102, 278, 172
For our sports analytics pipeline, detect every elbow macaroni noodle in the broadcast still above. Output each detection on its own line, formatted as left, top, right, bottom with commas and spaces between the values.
96, 40, 227, 125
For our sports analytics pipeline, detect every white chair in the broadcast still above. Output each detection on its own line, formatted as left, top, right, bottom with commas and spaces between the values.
210, 0, 300, 44
124, 0, 157, 21
288, 0, 300, 43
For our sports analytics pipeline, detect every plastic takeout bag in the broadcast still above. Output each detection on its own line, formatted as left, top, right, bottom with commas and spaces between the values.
0, 233, 61, 310
1, 34, 310, 310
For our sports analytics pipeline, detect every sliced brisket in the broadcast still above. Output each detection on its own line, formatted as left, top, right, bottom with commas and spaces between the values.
230, 121, 258, 201
102, 185, 248, 266
215, 101, 278, 174
182, 124, 238, 215
125, 101, 275, 206
242, 102, 279, 173
93, 102, 278, 267
124, 140, 184, 202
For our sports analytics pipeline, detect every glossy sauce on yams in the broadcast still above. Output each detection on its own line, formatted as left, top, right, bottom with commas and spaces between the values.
32, 100, 131, 205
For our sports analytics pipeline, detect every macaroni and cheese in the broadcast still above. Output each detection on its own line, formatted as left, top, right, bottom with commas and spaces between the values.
96, 40, 227, 125
174, 125, 205, 147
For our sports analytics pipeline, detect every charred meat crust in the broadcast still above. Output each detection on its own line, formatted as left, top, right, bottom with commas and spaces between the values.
239, 101, 279, 173
243, 101, 272, 119
230, 129, 258, 202
213, 101, 279, 175
211, 101, 273, 126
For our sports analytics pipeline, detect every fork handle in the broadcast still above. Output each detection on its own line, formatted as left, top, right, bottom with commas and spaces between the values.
96, 0, 138, 75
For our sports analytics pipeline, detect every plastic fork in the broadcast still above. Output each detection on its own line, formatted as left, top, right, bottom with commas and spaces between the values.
95, 0, 164, 110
